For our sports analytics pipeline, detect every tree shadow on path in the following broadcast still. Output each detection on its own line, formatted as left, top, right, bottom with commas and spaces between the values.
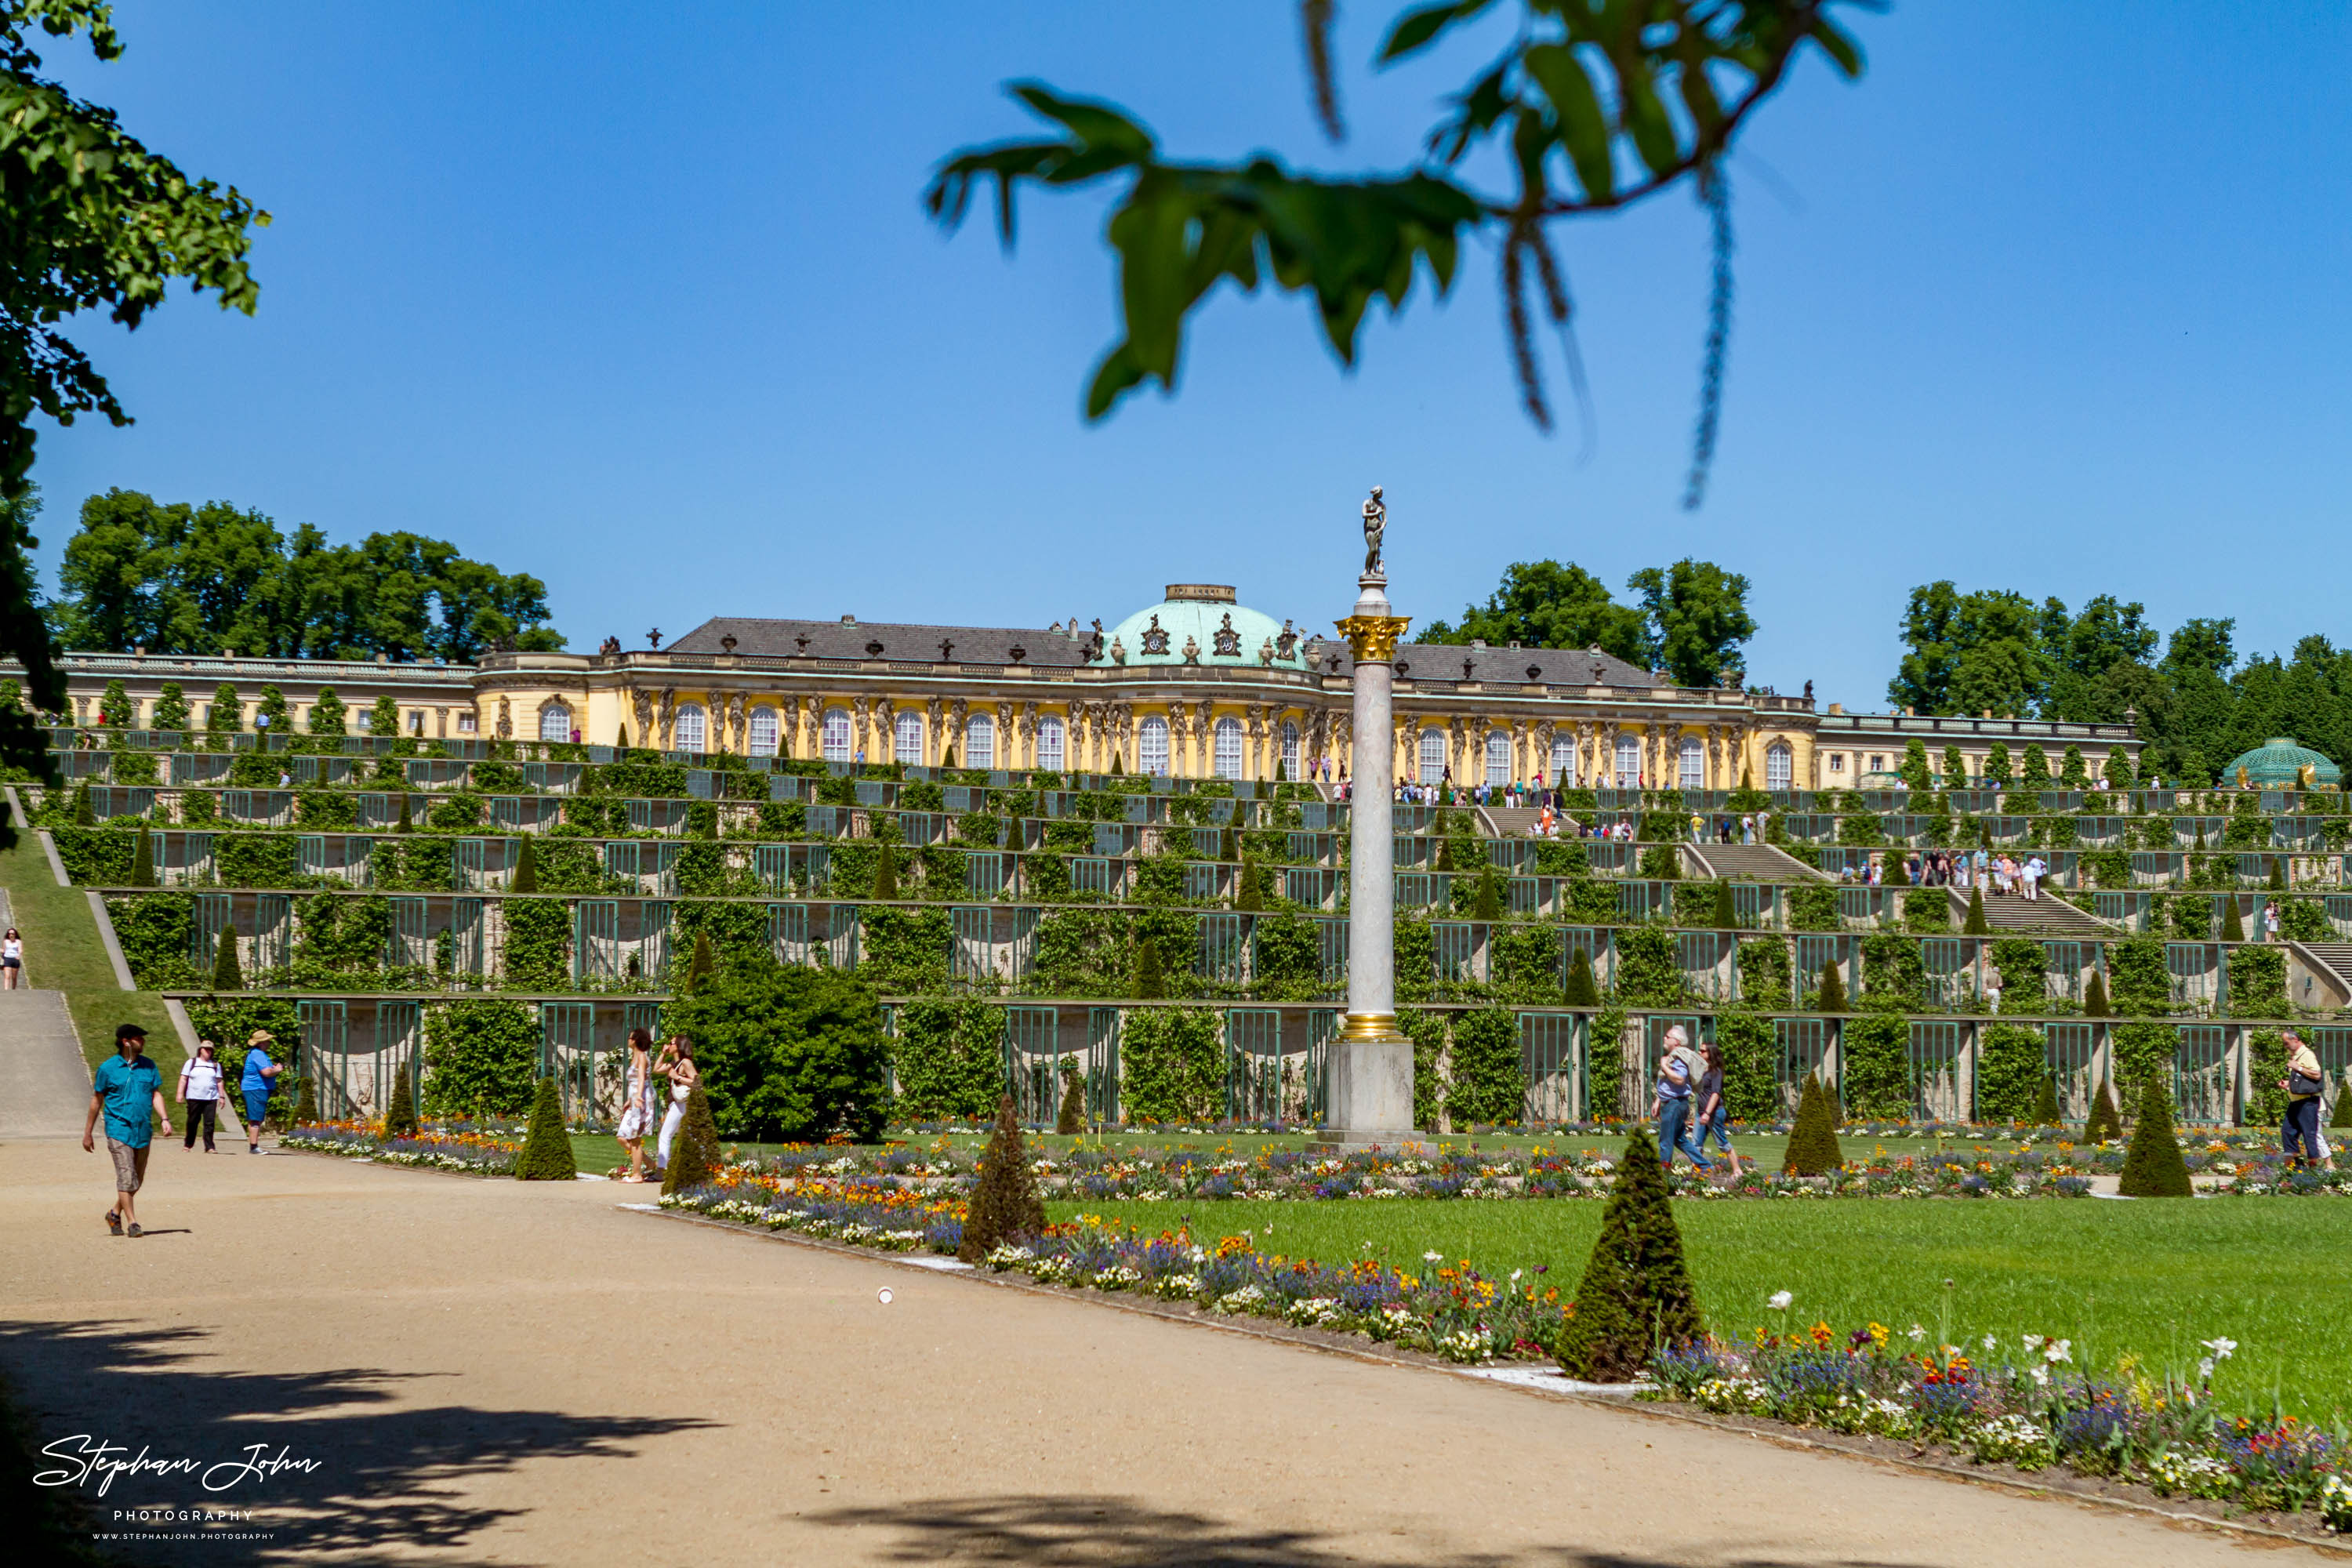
0, 1319, 717, 1566
810, 1494, 1946, 1568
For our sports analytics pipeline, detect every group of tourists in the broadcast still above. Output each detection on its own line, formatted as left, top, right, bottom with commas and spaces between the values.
1887, 848, 2046, 897
612, 1028, 699, 1182
1649, 1023, 1740, 1173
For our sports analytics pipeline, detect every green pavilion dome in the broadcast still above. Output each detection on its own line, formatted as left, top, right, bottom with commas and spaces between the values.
2219, 737, 2343, 788
1098, 584, 1312, 670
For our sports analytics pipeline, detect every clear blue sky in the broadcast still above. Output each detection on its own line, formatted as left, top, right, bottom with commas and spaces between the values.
27, 2, 2352, 710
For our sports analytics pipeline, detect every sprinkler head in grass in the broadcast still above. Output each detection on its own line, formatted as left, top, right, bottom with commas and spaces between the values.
877, 1287, 893, 1305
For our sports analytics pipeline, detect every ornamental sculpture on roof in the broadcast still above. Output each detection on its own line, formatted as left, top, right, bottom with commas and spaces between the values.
1361, 485, 1386, 577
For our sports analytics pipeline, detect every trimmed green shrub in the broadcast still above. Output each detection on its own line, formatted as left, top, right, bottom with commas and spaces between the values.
663, 957, 891, 1142
2031, 1073, 2062, 1127
2230, 944, 2285, 1018
1782, 1073, 1843, 1174
510, 834, 539, 893
958, 1094, 1049, 1261
659, 1084, 721, 1195
1445, 1007, 1522, 1126
1468, 861, 1499, 921
2331, 1080, 2351, 1128
1814, 960, 1846, 1014
1711, 879, 1736, 930
1133, 934, 1166, 999
383, 1062, 419, 1138
129, 822, 154, 886
515, 1076, 578, 1180
1839, 1014, 1911, 1120
212, 924, 243, 992
890, 996, 1007, 1122
1555, 1126, 1702, 1382
1714, 1004, 1779, 1123
2117, 1073, 2192, 1197
2084, 1078, 2123, 1142
1054, 1069, 1086, 1134
870, 836, 899, 899
1962, 886, 1987, 935
501, 898, 572, 989
2220, 894, 2245, 942
1120, 1007, 1223, 1123
1973, 1023, 2046, 1124
420, 999, 541, 1117
1563, 946, 1599, 1007
2082, 968, 2111, 1018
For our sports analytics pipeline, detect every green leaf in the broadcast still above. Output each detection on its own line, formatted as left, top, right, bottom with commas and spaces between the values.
1521, 43, 1614, 199
1379, 0, 1497, 63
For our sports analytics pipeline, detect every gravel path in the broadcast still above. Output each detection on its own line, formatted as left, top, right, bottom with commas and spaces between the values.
0, 1138, 2325, 1566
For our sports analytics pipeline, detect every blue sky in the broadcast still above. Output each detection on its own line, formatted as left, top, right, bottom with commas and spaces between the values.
27, 2, 2352, 710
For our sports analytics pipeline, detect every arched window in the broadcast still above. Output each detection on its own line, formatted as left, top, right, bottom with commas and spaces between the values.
1679, 735, 1704, 789
1279, 720, 1300, 779
894, 710, 924, 765
966, 713, 995, 770
1036, 714, 1065, 772
1417, 728, 1446, 785
1213, 717, 1243, 779
1485, 730, 1511, 786
539, 702, 572, 742
1138, 716, 1171, 776
1549, 736, 1574, 785
1613, 734, 1641, 789
747, 706, 780, 757
674, 703, 706, 754
821, 706, 852, 761
1766, 742, 1793, 792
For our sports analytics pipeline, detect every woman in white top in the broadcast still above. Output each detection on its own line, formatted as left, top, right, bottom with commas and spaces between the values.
613, 1029, 657, 1182
2, 927, 22, 989
654, 1036, 699, 1171
179, 1040, 225, 1152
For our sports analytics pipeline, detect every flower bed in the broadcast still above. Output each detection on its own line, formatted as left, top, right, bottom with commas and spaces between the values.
283, 1119, 523, 1176
1646, 1320, 2350, 1532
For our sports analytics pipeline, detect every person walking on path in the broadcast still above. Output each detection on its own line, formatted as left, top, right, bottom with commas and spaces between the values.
653, 1036, 699, 1172
2281, 1029, 2331, 1170
1696, 1041, 1737, 1170
178, 1040, 224, 1152
2, 926, 22, 989
85, 1024, 168, 1236
614, 1029, 658, 1183
2265, 900, 2281, 942
241, 1030, 281, 1154
1648, 1025, 1710, 1173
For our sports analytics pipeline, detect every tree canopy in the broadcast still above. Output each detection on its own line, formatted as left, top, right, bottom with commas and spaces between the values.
0, 1, 270, 823
1422, 555, 1754, 686
44, 488, 564, 659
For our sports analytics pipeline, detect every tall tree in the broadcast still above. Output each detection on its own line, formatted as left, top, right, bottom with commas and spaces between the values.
927, 2, 1868, 507
2038, 593, 2159, 723
1628, 558, 1754, 687
0, 2, 268, 833
1421, 560, 1644, 659
1887, 582, 2048, 717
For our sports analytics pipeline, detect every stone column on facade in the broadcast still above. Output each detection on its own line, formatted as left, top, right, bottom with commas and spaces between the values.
1330, 569, 1414, 1145
1245, 705, 1267, 781
922, 699, 942, 768
1020, 702, 1040, 771
1112, 701, 1134, 773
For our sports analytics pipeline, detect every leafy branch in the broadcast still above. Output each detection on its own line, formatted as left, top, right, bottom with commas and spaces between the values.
926, 1, 1867, 477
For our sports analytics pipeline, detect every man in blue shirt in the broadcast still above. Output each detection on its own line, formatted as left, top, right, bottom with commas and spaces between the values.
83, 1024, 169, 1237
241, 1029, 280, 1153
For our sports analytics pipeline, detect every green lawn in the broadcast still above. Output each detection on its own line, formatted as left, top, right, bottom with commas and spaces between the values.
0, 826, 181, 1086
1048, 1195, 2352, 1417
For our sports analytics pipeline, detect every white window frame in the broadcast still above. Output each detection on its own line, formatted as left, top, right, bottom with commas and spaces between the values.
1213, 717, 1243, 780
539, 702, 572, 742
1679, 735, 1704, 790
1138, 716, 1170, 776
674, 703, 706, 754
1828, 752, 1846, 774
1036, 714, 1065, 773
1549, 737, 1574, 784
1485, 731, 1510, 786
1417, 728, 1446, 786
1279, 720, 1300, 779
822, 706, 852, 761
1766, 742, 1792, 792
748, 706, 781, 757
966, 713, 995, 771
1613, 735, 1640, 789
894, 710, 923, 766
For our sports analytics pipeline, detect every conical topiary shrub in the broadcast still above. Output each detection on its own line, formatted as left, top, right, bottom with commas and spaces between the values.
2083, 970, 2111, 1018
2117, 1073, 2192, 1197
2270, 857, 2288, 892
396, 793, 413, 833
958, 1094, 1047, 1263
2329, 1080, 2351, 1129
1563, 947, 1599, 1007
1133, 935, 1165, 1000
1711, 879, 1736, 930
1054, 1069, 1086, 1135
383, 1062, 419, 1139
1963, 886, 1988, 935
130, 821, 155, 886
2085, 1077, 2123, 1142
1815, 961, 1846, 1014
659, 1084, 720, 1194
1218, 824, 1238, 863
1236, 855, 1263, 912
516, 1075, 578, 1181
1782, 1073, 1844, 1174
2031, 1073, 2062, 1128
2220, 895, 2244, 943
212, 924, 243, 992
682, 930, 715, 994
1555, 1126, 1703, 1382
510, 834, 539, 893
1471, 861, 1501, 920
870, 837, 898, 899
73, 781, 95, 825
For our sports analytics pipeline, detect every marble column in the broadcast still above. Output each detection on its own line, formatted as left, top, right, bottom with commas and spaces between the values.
1328, 570, 1414, 1145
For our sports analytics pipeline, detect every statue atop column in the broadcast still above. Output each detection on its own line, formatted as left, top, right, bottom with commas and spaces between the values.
1361, 485, 1386, 577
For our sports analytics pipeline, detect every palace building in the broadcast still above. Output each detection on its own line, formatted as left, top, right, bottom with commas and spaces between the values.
27, 582, 2140, 786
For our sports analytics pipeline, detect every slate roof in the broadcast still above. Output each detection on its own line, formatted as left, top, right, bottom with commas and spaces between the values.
666, 616, 1091, 666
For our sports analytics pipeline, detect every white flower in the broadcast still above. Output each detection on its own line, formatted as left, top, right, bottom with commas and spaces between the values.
2200, 1336, 2237, 1359
1510, 1269, 1523, 1283
2043, 1339, 2071, 1364
2028, 1364, 2049, 1387
1768, 1290, 1794, 1312
1906, 1324, 1927, 1341
1422, 1250, 1443, 1263
2022, 1334, 2045, 1351
1982, 1334, 1998, 1351
2196, 1357, 2215, 1382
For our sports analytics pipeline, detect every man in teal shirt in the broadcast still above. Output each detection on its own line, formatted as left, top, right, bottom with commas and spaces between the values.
83, 1024, 169, 1237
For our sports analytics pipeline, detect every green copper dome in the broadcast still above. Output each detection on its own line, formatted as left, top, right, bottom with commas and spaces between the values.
2218, 737, 2342, 788
1098, 584, 1312, 670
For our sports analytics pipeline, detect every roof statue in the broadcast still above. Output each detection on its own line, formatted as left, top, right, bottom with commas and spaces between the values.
1361, 485, 1386, 577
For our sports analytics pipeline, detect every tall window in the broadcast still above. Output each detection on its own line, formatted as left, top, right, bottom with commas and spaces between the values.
1483, 731, 1511, 786
1139, 715, 1170, 776
1279, 720, 1300, 779
539, 702, 572, 742
1549, 736, 1574, 784
1766, 742, 1793, 792
1679, 735, 1704, 789
1613, 735, 1640, 788
1211, 717, 1243, 779
822, 706, 852, 761
1417, 728, 1446, 785
1037, 714, 1065, 772
674, 703, 706, 753
894, 710, 923, 765
966, 713, 995, 770
748, 706, 780, 757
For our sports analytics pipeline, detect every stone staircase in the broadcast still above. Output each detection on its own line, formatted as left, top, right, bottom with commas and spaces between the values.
1947, 886, 2114, 936
1476, 806, 1565, 838
2288, 942, 2352, 1009
1686, 843, 1828, 881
